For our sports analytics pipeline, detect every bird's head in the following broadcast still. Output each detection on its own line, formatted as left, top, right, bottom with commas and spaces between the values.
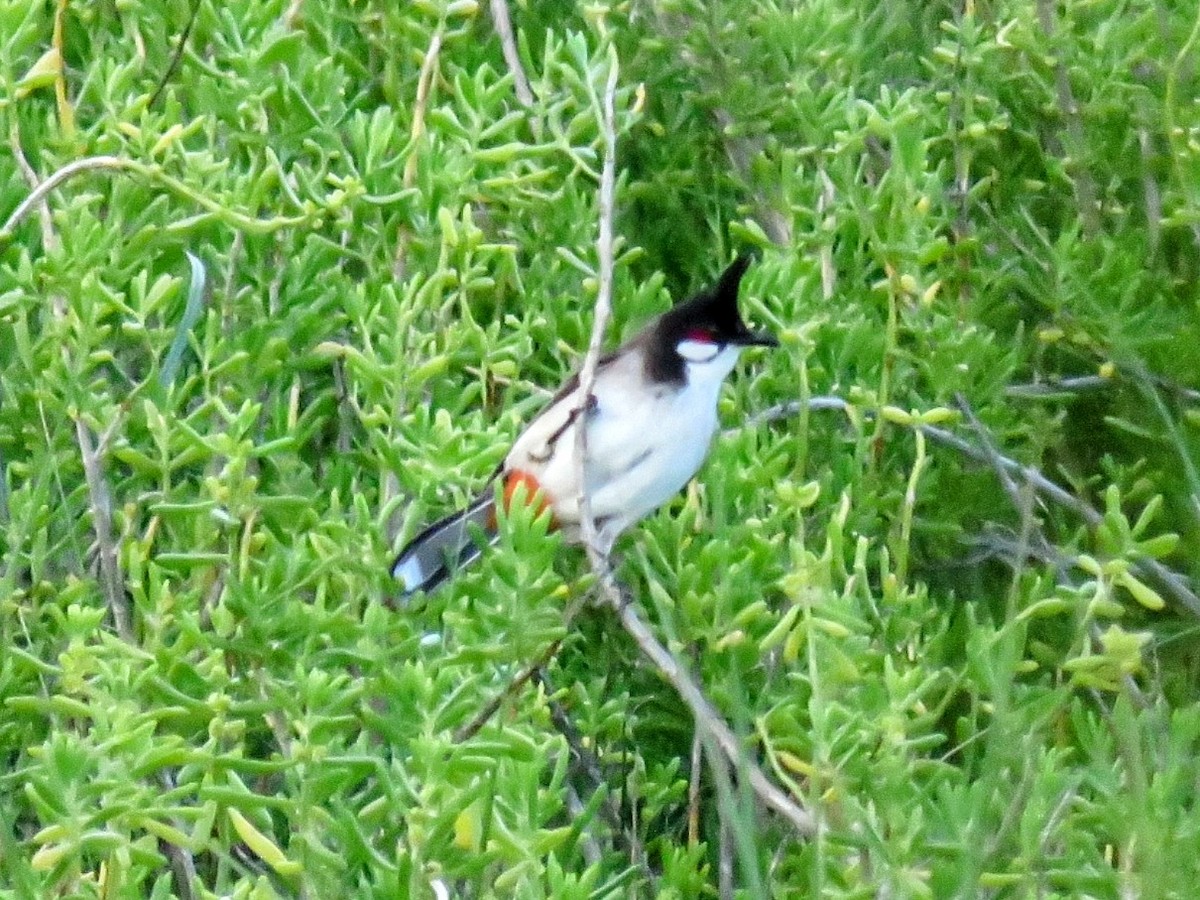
650, 256, 778, 382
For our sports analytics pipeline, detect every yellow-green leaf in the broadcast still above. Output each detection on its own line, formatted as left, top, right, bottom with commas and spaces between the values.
227, 807, 301, 877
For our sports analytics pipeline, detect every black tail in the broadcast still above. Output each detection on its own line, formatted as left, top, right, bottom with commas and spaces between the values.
391, 494, 497, 597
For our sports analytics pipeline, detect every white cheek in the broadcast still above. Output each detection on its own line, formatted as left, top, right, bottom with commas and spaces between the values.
684, 345, 743, 386
677, 339, 721, 362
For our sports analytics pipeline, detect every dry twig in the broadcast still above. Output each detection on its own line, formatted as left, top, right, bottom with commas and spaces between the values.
572, 52, 816, 839
455, 637, 564, 743
1, 155, 132, 241
9, 125, 199, 896
8, 132, 134, 640
714, 108, 791, 247
489, 0, 533, 107
746, 396, 1200, 619
573, 51, 620, 560
606, 591, 816, 835
533, 668, 649, 876
1034, 0, 1101, 236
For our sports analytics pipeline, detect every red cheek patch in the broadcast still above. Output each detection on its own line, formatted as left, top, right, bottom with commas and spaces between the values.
684, 327, 717, 343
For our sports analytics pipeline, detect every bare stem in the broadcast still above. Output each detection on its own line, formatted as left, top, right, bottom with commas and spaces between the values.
1, 155, 131, 240
489, 0, 533, 107
572, 50, 816, 839
1034, 0, 1101, 236
75, 418, 134, 641
604, 585, 816, 836
574, 50, 619, 561
744, 396, 1200, 619
455, 638, 563, 742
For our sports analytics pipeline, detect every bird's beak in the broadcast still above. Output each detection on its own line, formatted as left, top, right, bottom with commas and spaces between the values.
736, 329, 779, 348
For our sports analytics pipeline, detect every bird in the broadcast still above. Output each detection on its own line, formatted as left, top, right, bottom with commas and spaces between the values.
390, 255, 778, 597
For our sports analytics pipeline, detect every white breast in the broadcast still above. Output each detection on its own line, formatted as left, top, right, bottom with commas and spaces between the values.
504, 344, 744, 543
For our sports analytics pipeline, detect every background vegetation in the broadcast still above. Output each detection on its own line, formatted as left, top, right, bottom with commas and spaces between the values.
2, 0, 1199, 896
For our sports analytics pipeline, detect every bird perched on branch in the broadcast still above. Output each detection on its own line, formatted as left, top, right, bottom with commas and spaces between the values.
391, 255, 777, 597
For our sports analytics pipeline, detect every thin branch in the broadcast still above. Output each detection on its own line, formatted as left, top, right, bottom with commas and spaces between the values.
573, 51, 815, 839
714, 108, 791, 246
744, 396, 1200, 619
75, 418, 134, 641
456, 638, 563, 742
0, 155, 131, 240
921, 419, 1200, 617
402, 26, 444, 192
1127, 363, 1200, 530
9, 130, 133, 638
1, 153, 313, 244
11, 116, 198, 895
157, 772, 199, 900
1034, 0, 1101, 236
489, 0, 533, 107
392, 26, 443, 282
736, 396, 852, 431
564, 784, 604, 867
1004, 375, 1112, 399
1005, 369, 1200, 404
534, 668, 650, 876
718, 802, 735, 900
955, 393, 1026, 512
948, 0, 974, 310
816, 168, 836, 300
608, 591, 815, 835
149, 0, 202, 110
687, 698, 703, 845
8, 122, 60, 260
1138, 128, 1163, 256
574, 51, 619, 560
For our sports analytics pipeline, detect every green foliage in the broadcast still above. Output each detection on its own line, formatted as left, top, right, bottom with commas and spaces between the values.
3, 0, 1200, 896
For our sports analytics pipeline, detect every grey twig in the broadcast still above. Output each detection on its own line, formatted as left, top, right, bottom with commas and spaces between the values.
489, 0, 533, 107
922, 419, 1200, 618
576, 53, 816, 839
8, 122, 59, 257
1, 155, 131, 241
574, 51, 619, 561
714, 108, 791, 246
455, 637, 564, 743
1034, 0, 1101, 236
736, 396, 851, 431
8, 130, 134, 638
533, 668, 650, 877
157, 771, 200, 900
75, 418, 134, 641
955, 392, 1042, 612
607, 588, 816, 836
10, 120, 199, 898
1005, 370, 1200, 404
817, 168, 836, 299
718, 804, 735, 900
1004, 376, 1112, 399
745, 396, 1200, 619
148, 0, 201, 109
1138, 128, 1163, 256
955, 394, 1027, 512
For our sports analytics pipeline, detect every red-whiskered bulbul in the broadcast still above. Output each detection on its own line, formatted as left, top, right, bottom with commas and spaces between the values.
391, 255, 777, 596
